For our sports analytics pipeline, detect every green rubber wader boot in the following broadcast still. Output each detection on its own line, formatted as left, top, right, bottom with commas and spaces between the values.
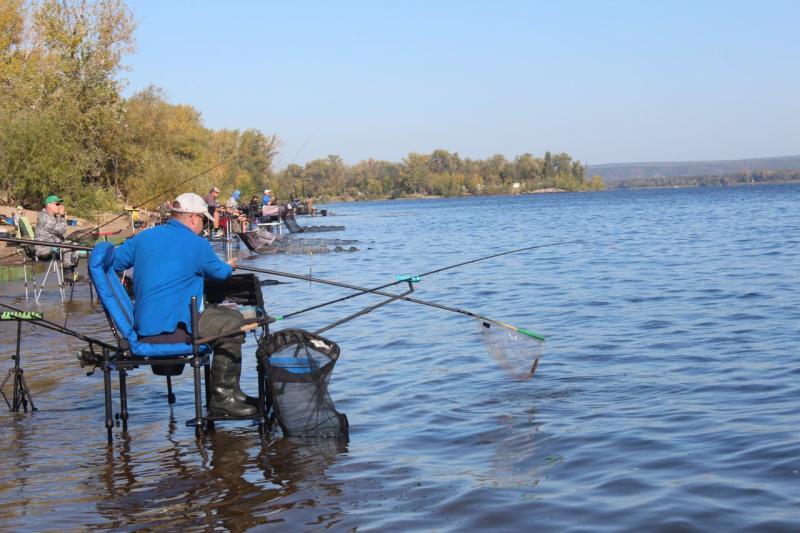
231, 359, 258, 407
209, 353, 258, 418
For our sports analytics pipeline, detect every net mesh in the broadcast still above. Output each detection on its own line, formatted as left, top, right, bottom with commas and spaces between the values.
239, 229, 358, 254
257, 329, 349, 439
477, 319, 544, 381
283, 216, 344, 234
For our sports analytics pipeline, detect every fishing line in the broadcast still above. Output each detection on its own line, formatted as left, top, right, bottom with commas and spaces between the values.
235, 241, 578, 379
237, 262, 545, 380
93, 155, 238, 232
0, 236, 566, 378
236, 260, 547, 336
64, 277, 77, 328
275, 241, 578, 321
291, 134, 314, 165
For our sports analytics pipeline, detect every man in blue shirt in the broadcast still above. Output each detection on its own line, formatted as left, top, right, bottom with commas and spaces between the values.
113, 192, 257, 418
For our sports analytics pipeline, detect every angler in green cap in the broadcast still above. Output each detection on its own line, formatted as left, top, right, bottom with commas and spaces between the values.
34, 194, 82, 282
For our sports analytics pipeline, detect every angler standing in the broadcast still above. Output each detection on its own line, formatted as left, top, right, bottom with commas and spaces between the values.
112, 192, 258, 418
34, 194, 82, 282
203, 186, 221, 232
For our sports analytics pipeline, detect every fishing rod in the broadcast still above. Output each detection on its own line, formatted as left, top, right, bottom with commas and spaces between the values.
0, 238, 94, 328
0, 234, 556, 339
0, 238, 565, 336
273, 241, 578, 323
0, 236, 92, 251
0, 236, 553, 378
239, 261, 544, 338
93, 156, 238, 233
235, 251, 558, 379
0, 235, 570, 330
0, 301, 116, 351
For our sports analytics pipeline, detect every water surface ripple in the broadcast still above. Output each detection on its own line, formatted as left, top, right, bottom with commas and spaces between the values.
1, 185, 799, 531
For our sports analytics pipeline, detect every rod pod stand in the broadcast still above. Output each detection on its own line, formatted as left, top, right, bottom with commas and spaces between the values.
0, 317, 38, 412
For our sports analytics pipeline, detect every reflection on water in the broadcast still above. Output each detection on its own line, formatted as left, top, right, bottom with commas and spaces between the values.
2, 186, 800, 530
85, 431, 347, 531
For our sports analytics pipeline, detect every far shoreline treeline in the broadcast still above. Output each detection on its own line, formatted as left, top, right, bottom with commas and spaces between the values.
0, 0, 602, 216
605, 170, 800, 190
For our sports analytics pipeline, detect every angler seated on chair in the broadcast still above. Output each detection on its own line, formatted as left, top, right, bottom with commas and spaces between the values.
34, 194, 82, 282
109, 192, 258, 418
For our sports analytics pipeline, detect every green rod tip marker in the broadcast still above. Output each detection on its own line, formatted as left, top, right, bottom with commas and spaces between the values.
518, 328, 545, 341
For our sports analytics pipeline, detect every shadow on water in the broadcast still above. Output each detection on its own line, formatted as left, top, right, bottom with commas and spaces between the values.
86, 429, 348, 531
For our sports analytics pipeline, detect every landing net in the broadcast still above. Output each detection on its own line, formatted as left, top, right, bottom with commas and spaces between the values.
257, 329, 349, 439
477, 319, 544, 381
283, 216, 345, 234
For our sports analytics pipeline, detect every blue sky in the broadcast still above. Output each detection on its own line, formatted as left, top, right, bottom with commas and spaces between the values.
123, 0, 800, 167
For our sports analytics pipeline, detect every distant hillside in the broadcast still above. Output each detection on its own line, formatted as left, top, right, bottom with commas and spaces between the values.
588, 155, 800, 181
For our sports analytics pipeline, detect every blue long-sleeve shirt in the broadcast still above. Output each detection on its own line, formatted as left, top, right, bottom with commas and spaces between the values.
112, 219, 232, 336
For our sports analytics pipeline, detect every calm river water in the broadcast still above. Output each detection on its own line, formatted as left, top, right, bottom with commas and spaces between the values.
1, 184, 799, 531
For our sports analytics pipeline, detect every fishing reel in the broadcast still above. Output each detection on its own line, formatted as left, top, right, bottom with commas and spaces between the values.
76, 346, 103, 375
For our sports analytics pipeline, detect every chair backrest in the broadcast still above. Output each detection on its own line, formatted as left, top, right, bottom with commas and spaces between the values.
17, 217, 37, 259
89, 242, 199, 358
18, 216, 34, 239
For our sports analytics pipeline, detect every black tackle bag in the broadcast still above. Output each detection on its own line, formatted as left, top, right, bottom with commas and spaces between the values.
257, 329, 348, 440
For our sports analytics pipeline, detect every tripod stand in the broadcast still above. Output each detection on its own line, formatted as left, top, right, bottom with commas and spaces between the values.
0, 317, 37, 412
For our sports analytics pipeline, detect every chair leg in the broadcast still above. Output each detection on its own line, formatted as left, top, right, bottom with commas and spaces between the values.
103, 349, 114, 445
118, 369, 129, 433
192, 358, 204, 437
55, 259, 65, 302
203, 363, 214, 431
35, 259, 51, 302
33, 261, 43, 302
29, 259, 39, 300
166, 375, 176, 405
34, 259, 65, 302
189, 296, 205, 437
165, 375, 176, 421
257, 357, 268, 431
22, 260, 29, 301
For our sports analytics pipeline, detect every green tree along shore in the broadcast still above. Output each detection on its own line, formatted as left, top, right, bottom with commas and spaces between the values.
0, 0, 602, 216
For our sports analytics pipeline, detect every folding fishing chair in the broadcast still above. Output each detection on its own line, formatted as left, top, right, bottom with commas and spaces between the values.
88, 241, 213, 443
17, 216, 66, 302
88, 242, 272, 443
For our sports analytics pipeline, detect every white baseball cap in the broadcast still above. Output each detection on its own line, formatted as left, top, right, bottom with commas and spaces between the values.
264, 189, 271, 194
171, 192, 214, 222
